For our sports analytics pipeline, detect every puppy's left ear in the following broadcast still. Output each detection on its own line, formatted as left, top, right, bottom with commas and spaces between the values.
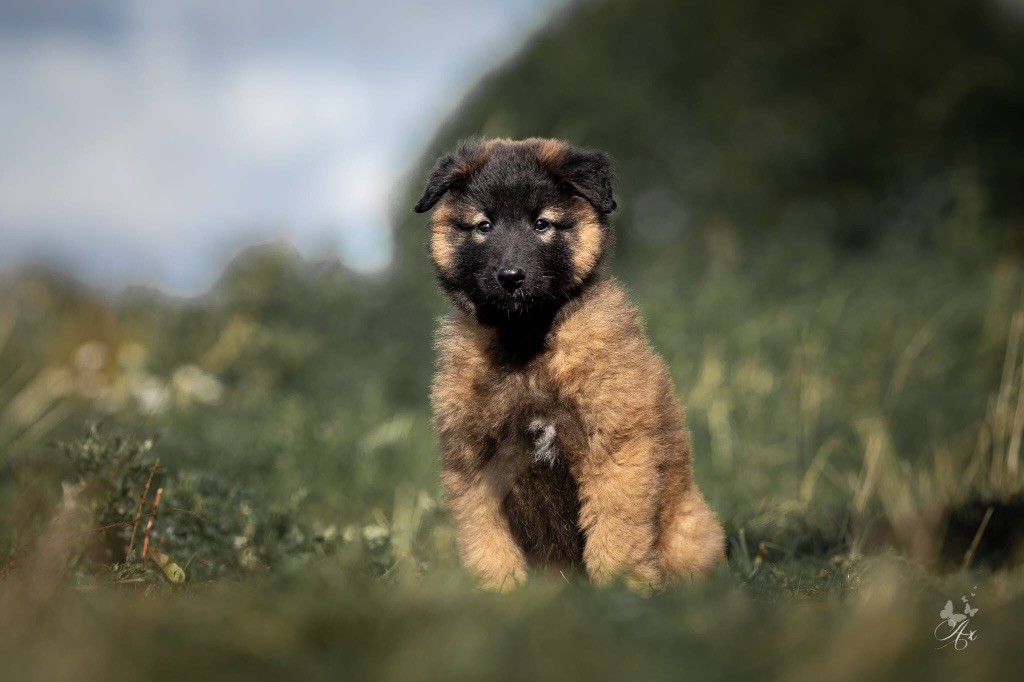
562, 148, 617, 214
413, 153, 460, 213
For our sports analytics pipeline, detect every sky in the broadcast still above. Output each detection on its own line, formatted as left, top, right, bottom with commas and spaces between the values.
0, 0, 559, 294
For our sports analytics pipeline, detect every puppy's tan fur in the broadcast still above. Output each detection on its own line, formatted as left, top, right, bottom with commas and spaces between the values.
426, 139, 725, 590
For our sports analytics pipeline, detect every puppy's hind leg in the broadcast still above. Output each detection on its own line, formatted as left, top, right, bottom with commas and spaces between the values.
658, 486, 725, 583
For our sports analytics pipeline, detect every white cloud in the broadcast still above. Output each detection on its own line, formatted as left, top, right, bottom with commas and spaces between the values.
0, 0, 557, 293
222, 63, 371, 161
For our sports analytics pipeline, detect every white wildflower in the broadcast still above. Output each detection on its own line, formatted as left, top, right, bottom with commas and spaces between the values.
172, 364, 224, 405
73, 341, 107, 373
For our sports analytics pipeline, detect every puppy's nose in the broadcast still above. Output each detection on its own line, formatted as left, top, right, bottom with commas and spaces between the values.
496, 267, 526, 292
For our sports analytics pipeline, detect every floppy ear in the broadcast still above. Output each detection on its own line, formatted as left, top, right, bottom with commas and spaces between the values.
413, 153, 460, 213
561, 148, 617, 214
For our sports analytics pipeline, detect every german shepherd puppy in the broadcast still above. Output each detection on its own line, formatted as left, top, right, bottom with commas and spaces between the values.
414, 138, 724, 590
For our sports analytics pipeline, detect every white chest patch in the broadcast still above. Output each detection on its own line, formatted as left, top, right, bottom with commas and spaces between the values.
528, 418, 558, 466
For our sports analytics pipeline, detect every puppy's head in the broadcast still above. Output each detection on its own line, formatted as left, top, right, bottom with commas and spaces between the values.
414, 138, 616, 322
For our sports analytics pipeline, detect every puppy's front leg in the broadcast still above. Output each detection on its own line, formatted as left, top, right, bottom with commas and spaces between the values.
442, 443, 528, 591
577, 437, 664, 590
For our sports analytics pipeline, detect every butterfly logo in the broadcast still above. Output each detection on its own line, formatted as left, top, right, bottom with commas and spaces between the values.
940, 600, 966, 627
936, 591, 981, 650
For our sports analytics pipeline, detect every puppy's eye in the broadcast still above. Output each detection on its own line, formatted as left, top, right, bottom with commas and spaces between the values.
476, 220, 492, 233
534, 219, 550, 232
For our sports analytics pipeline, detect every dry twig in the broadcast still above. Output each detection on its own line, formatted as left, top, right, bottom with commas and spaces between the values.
961, 505, 995, 571
141, 487, 163, 561
127, 459, 161, 561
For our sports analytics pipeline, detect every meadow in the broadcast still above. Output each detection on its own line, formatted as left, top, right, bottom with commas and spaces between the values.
3, 0, 1024, 678
1, 215, 1022, 680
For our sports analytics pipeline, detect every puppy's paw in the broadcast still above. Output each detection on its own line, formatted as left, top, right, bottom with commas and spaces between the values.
479, 566, 527, 593
527, 419, 558, 466
472, 547, 528, 592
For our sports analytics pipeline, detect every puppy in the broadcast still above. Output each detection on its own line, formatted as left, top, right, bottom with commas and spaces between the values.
414, 138, 724, 590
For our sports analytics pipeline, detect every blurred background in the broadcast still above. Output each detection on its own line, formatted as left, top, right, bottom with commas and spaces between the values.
2, 1, 1024, 680
0, 0, 557, 291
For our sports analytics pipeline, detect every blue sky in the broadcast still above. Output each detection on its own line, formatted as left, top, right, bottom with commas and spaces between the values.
0, 0, 559, 293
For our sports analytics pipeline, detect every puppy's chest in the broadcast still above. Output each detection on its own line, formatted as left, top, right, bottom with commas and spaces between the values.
436, 330, 590, 459
474, 359, 567, 434
481, 362, 585, 566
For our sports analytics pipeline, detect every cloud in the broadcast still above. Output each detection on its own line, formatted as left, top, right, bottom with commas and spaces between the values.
0, 0, 556, 293
221, 61, 372, 160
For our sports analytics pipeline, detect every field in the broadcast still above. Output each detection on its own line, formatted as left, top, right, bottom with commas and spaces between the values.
2, 215, 1023, 680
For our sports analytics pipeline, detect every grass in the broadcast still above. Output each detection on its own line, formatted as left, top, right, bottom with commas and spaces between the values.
1, 218, 1023, 680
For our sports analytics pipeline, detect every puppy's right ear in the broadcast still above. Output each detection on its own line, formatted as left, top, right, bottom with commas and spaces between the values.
413, 153, 460, 213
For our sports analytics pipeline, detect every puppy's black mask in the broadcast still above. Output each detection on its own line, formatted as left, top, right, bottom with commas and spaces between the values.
415, 138, 616, 332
